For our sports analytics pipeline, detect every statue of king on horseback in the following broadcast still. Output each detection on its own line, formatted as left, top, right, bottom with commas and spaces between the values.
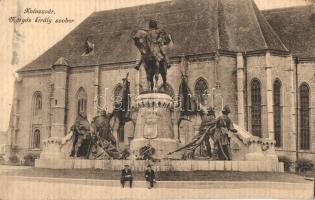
132, 19, 173, 91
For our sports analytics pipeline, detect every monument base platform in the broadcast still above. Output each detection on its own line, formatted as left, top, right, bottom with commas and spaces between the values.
35, 159, 284, 172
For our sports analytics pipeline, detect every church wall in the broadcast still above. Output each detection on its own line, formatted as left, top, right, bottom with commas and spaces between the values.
99, 66, 136, 112
183, 59, 215, 144
163, 63, 181, 95
175, 56, 238, 145
296, 61, 315, 161
0, 131, 7, 154
17, 72, 51, 152
246, 55, 268, 138
128, 66, 140, 104
13, 59, 315, 162
176, 55, 238, 149
217, 55, 238, 122
8, 52, 315, 159
187, 60, 215, 94
269, 55, 295, 153
67, 68, 95, 133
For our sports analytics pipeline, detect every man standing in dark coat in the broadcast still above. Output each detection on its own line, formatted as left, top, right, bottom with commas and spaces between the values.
120, 164, 133, 188
144, 165, 156, 189
213, 105, 237, 160
221, 105, 237, 133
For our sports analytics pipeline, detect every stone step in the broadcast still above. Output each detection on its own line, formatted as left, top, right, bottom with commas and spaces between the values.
35, 158, 284, 172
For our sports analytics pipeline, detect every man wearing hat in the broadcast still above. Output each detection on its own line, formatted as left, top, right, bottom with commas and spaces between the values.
144, 165, 156, 189
221, 105, 237, 133
120, 164, 133, 188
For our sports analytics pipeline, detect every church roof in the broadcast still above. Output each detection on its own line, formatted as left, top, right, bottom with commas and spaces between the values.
19, 0, 288, 72
263, 5, 315, 59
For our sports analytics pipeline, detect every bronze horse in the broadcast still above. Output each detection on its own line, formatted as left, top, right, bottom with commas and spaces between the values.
132, 29, 170, 91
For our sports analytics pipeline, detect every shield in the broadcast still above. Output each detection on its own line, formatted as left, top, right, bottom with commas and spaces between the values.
143, 114, 158, 139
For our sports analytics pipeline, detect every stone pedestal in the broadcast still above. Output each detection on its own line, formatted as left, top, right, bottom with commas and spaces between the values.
39, 137, 65, 159
262, 139, 278, 161
130, 93, 179, 159
245, 136, 265, 161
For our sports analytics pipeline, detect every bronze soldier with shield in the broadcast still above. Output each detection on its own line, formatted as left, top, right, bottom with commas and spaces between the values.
70, 112, 91, 157
213, 105, 237, 160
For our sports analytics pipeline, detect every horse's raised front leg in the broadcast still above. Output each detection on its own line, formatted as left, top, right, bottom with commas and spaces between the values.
150, 74, 154, 91
147, 77, 151, 91
159, 61, 167, 90
143, 63, 152, 92
162, 73, 167, 90
154, 74, 159, 92
153, 61, 160, 92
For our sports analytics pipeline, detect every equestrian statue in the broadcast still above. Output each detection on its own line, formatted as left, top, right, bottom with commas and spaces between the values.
132, 19, 173, 91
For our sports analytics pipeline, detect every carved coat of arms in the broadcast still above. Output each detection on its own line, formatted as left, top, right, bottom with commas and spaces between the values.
143, 113, 158, 139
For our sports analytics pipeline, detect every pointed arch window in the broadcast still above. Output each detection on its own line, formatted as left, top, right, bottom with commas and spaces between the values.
194, 78, 208, 105
113, 84, 123, 110
33, 129, 41, 149
251, 79, 262, 137
33, 92, 42, 115
300, 83, 310, 150
273, 79, 282, 147
77, 88, 87, 115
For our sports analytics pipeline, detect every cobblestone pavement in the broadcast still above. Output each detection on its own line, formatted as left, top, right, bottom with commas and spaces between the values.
0, 165, 313, 199
0, 178, 312, 200
1, 176, 313, 199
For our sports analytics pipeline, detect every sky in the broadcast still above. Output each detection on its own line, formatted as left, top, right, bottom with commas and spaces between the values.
0, 0, 311, 131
